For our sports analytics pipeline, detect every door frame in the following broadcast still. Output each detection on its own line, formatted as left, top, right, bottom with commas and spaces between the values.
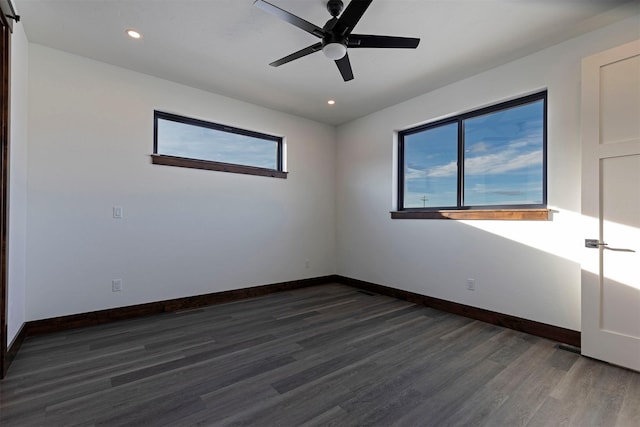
580, 39, 640, 372
0, 0, 14, 378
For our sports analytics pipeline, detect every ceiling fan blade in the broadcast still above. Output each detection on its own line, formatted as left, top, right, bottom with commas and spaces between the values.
334, 0, 372, 36
348, 34, 420, 49
254, 0, 325, 38
269, 43, 323, 67
335, 54, 354, 81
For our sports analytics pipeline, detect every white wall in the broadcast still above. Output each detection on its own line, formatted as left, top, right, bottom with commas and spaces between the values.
26, 45, 336, 320
7, 22, 29, 345
335, 15, 640, 331
20, 13, 640, 330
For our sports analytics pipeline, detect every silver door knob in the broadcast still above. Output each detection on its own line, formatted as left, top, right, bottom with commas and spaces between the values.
585, 239, 608, 248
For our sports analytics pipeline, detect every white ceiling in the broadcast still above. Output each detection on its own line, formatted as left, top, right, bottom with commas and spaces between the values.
13, 0, 639, 125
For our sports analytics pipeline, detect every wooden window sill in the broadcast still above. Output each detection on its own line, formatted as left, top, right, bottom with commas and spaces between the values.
391, 209, 550, 220
151, 154, 288, 179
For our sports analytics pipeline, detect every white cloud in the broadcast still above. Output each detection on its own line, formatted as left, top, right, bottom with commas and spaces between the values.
405, 167, 428, 180
467, 141, 490, 153
510, 140, 529, 149
427, 161, 458, 177
407, 130, 543, 180
465, 149, 542, 175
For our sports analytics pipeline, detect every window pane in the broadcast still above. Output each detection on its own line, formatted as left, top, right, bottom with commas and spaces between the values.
463, 100, 544, 206
156, 118, 278, 170
403, 123, 458, 208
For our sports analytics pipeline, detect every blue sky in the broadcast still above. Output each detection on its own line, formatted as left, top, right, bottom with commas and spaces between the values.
157, 119, 278, 170
404, 100, 544, 208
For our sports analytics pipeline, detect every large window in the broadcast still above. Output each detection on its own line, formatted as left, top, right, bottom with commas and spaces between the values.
152, 111, 286, 178
397, 92, 547, 219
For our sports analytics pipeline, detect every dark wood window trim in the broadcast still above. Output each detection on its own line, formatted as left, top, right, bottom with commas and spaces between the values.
153, 111, 286, 179
151, 154, 288, 179
391, 208, 550, 220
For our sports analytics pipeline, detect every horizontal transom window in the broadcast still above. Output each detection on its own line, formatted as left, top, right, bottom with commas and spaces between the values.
153, 111, 285, 178
398, 91, 547, 212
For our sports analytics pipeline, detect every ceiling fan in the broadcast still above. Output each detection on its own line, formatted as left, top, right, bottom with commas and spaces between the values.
254, 0, 420, 81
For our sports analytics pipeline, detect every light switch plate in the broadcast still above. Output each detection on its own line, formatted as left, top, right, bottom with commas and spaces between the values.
113, 206, 123, 219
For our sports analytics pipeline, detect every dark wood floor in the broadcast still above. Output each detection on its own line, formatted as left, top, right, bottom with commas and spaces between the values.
1, 283, 639, 426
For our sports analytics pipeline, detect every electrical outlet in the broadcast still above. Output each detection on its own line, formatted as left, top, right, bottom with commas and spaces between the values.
112, 279, 123, 292
466, 278, 475, 291
305, 259, 310, 269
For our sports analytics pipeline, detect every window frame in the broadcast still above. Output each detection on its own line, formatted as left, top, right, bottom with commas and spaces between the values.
152, 111, 287, 179
396, 91, 548, 220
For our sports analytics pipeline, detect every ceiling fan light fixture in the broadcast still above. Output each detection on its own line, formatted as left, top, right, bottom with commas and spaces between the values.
323, 42, 347, 60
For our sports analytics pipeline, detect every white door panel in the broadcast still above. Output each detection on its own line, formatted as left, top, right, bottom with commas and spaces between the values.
601, 155, 640, 339
599, 54, 640, 144
581, 40, 640, 372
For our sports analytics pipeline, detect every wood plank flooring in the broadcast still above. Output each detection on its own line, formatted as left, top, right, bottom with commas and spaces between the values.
1, 283, 638, 426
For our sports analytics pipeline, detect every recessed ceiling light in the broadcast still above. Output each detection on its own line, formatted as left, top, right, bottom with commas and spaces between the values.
126, 29, 142, 39
327, 100, 336, 105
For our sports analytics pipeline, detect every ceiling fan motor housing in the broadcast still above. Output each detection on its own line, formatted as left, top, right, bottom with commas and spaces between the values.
327, 0, 344, 17
322, 27, 346, 48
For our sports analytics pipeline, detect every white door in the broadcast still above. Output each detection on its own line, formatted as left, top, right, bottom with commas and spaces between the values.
581, 40, 640, 372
